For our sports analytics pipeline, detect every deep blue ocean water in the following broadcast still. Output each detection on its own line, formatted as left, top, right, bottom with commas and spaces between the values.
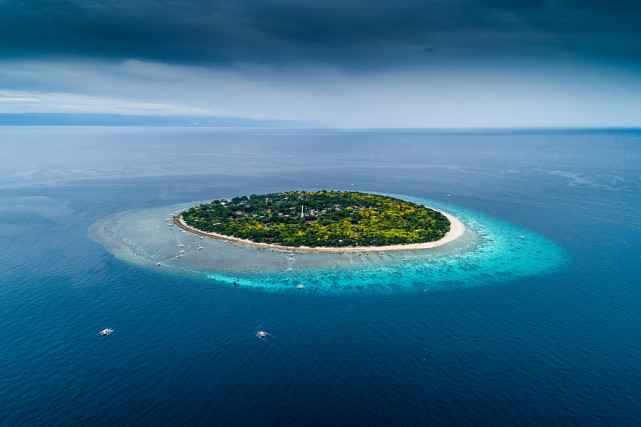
1, 127, 640, 425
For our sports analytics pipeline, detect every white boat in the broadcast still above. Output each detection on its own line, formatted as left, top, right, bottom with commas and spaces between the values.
297, 284, 305, 289
99, 328, 114, 336
156, 262, 161, 266
256, 331, 268, 338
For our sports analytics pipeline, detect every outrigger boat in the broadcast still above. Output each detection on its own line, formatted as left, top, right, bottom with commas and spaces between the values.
99, 328, 114, 336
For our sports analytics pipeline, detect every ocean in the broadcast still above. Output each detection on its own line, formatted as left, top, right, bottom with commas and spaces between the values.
1, 127, 640, 425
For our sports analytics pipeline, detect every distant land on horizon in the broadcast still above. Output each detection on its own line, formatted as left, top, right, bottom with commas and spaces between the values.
1, 114, 639, 131
0, 113, 305, 127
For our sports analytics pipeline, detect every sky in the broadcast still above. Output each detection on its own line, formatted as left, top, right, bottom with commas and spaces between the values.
1, 0, 640, 128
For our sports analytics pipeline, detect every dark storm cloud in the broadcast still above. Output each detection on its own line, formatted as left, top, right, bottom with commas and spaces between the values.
1, 0, 640, 66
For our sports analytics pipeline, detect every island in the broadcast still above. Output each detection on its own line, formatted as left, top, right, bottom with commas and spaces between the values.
176, 191, 462, 252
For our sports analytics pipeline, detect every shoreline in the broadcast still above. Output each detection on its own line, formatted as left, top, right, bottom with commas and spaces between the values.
173, 209, 465, 253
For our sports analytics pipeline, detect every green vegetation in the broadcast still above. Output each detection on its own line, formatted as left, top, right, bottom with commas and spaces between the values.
181, 191, 450, 247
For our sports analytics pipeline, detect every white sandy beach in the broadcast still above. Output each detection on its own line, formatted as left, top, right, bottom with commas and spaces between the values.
175, 210, 465, 253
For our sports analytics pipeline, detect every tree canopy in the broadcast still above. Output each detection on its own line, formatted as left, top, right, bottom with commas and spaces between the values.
181, 191, 450, 247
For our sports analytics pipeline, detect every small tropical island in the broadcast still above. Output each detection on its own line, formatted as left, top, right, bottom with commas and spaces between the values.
177, 191, 459, 252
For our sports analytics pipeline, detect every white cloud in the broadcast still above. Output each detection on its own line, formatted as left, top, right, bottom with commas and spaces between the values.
0, 89, 214, 115
0, 59, 640, 127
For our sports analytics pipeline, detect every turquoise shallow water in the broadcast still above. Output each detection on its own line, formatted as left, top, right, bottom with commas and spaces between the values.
90, 195, 565, 294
